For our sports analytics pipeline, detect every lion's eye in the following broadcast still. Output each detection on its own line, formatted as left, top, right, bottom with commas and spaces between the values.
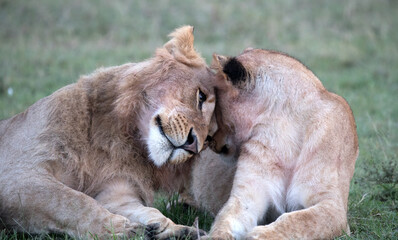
198, 89, 207, 110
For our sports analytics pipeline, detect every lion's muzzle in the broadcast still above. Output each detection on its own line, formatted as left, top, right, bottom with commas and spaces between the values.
179, 128, 198, 154
148, 113, 201, 166
155, 115, 198, 154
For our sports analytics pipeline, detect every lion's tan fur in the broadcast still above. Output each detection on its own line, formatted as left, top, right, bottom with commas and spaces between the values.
187, 49, 358, 239
0, 26, 215, 238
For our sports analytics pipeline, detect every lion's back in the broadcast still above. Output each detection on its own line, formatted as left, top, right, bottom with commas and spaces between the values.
0, 96, 53, 168
0, 83, 85, 175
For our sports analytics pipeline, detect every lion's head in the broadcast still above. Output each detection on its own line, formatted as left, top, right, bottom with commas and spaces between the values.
114, 26, 216, 167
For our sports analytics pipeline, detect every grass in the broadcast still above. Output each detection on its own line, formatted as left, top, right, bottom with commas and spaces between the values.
0, 0, 397, 239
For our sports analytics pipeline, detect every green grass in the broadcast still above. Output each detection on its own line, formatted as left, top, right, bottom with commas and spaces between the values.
1, 0, 397, 239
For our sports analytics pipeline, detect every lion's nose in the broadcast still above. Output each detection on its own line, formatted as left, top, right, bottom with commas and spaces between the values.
180, 128, 198, 154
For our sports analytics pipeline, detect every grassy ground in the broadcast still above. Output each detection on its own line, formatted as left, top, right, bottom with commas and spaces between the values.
0, 0, 397, 239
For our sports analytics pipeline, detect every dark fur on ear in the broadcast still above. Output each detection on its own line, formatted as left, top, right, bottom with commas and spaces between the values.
223, 57, 247, 86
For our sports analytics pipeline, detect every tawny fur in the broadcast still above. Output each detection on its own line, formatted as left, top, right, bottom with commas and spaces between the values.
0, 26, 215, 239
187, 48, 358, 240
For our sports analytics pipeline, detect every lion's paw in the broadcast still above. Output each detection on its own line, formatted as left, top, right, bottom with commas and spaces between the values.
245, 226, 278, 240
152, 224, 206, 240
200, 231, 234, 240
105, 215, 147, 239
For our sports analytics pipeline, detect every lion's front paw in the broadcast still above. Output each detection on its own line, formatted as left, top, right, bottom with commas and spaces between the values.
203, 231, 234, 240
106, 214, 146, 238
245, 226, 278, 240
148, 224, 206, 239
124, 222, 147, 238
144, 222, 165, 240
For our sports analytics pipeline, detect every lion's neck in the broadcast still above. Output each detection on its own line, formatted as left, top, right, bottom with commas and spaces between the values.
153, 160, 194, 193
79, 65, 150, 162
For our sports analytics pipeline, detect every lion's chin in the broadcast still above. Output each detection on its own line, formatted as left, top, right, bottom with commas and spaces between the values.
149, 146, 193, 167
168, 149, 193, 165
147, 126, 193, 167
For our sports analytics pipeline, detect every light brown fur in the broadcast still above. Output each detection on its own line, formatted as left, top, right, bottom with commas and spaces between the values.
0, 26, 215, 239
188, 48, 358, 239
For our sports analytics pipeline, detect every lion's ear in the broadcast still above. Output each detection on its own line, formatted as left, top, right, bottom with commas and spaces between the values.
163, 25, 205, 67
164, 25, 194, 54
212, 54, 247, 86
222, 57, 247, 85
243, 47, 254, 53
211, 54, 229, 71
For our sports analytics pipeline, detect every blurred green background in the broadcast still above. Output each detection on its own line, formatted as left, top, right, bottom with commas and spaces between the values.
0, 0, 397, 239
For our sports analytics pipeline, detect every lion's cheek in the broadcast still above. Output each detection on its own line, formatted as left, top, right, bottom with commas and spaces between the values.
147, 124, 173, 167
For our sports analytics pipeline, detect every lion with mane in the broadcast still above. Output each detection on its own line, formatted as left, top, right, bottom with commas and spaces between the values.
0, 26, 215, 239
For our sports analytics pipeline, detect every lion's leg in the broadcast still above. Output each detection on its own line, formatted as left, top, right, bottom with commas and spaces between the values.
5, 175, 137, 238
246, 199, 348, 240
207, 142, 284, 240
95, 179, 205, 239
189, 148, 236, 216
177, 191, 201, 209
247, 148, 351, 240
